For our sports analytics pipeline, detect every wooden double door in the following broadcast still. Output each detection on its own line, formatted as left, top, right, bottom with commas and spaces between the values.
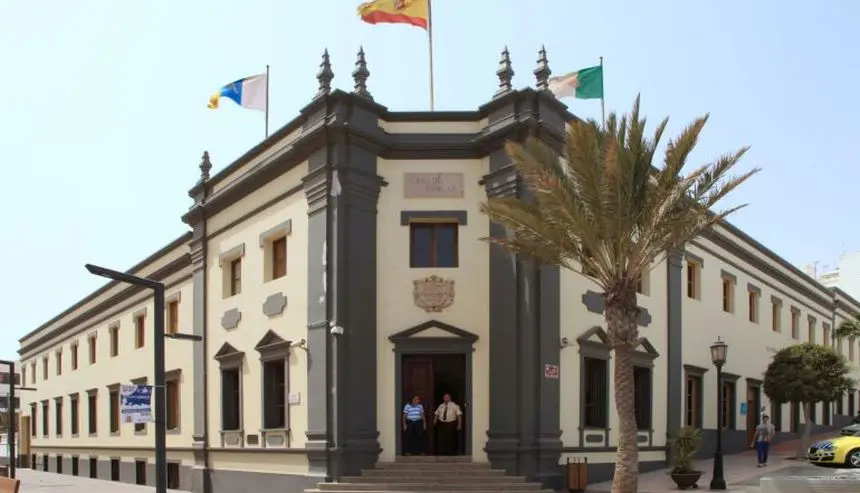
401, 354, 468, 455
746, 384, 762, 446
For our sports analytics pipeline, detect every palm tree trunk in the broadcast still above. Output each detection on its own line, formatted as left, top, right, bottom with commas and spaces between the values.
795, 402, 813, 459
605, 294, 640, 493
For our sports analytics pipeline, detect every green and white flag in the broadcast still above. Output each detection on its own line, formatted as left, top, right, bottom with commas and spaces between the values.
549, 65, 604, 100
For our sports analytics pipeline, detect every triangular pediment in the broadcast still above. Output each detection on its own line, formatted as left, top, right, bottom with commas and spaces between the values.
214, 342, 243, 361
254, 330, 290, 352
388, 320, 479, 344
636, 337, 659, 357
577, 326, 610, 346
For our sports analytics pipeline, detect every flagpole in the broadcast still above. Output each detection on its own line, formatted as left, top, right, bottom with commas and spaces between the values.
599, 56, 605, 128
265, 64, 270, 138
427, 0, 435, 111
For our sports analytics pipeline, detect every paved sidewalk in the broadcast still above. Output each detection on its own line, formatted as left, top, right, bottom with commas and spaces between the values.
16, 468, 191, 492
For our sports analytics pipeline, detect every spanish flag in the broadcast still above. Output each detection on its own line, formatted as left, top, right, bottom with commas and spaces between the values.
357, 0, 429, 30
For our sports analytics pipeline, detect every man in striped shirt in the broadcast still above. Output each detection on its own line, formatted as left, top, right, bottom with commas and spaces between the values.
402, 395, 427, 455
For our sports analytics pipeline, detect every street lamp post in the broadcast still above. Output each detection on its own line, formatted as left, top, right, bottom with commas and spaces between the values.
85, 264, 201, 493
709, 337, 728, 491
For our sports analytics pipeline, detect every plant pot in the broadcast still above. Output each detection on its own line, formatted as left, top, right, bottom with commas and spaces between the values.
670, 471, 703, 490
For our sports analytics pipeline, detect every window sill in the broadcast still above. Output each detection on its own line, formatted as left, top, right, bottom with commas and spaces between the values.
71, 433, 79, 438
167, 428, 181, 435
110, 432, 120, 437
134, 429, 147, 436
260, 428, 290, 448
88, 433, 97, 438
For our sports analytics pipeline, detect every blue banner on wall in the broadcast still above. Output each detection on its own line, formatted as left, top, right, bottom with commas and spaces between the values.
121, 384, 153, 424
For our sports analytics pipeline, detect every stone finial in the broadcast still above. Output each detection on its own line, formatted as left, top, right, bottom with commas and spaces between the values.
352, 46, 372, 100
199, 151, 212, 182
317, 49, 334, 97
495, 45, 515, 96
534, 45, 552, 91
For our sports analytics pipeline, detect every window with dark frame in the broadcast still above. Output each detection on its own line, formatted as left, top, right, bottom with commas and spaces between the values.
167, 301, 179, 335
272, 236, 287, 279
30, 362, 35, 383
70, 395, 79, 435
166, 379, 180, 431
55, 399, 63, 436
229, 258, 242, 296
583, 357, 608, 429
41, 401, 48, 437
686, 261, 699, 299
791, 310, 800, 339
89, 457, 97, 478
167, 462, 180, 489
42, 357, 48, 380
135, 460, 146, 485
633, 366, 652, 430
109, 325, 119, 357
262, 360, 286, 429
719, 380, 736, 429
221, 368, 241, 431
87, 392, 97, 434
30, 403, 37, 436
722, 278, 734, 313
109, 388, 120, 434
772, 302, 781, 332
409, 222, 459, 268
135, 314, 146, 348
685, 374, 702, 428
56, 351, 62, 375
71, 343, 78, 370
88, 336, 97, 364
748, 291, 758, 323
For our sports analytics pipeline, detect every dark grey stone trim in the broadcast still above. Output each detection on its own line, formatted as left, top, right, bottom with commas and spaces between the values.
389, 321, 477, 456
262, 293, 288, 317
399, 210, 468, 226
188, 215, 211, 493
218, 244, 245, 265
665, 248, 683, 465
720, 270, 737, 283
255, 331, 291, 445
721, 372, 741, 382
747, 283, 761, 295
221, 309, 241, 330
746, 377, 763, 386
683, 364, 709, 376
581, 290, 652, 327
258, 219, 293, 247
771, 295, 783, 305
684, 251, 704, 266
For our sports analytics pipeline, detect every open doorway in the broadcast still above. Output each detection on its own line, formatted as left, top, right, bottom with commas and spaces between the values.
746, 384, 762, 447
400, 354, 468, 456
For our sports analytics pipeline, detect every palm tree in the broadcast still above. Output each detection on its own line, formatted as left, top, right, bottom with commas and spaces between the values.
479, 96, 759, 493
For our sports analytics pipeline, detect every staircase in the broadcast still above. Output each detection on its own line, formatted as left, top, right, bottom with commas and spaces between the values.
305, 456, 552, 493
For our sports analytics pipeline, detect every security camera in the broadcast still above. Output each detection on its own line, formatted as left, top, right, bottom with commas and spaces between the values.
329, 321, 344, 336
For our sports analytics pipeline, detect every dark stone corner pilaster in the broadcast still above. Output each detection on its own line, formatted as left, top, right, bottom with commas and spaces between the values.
665, 249, 684, 465
482, 89, 565, 489
303, 93, 384, 481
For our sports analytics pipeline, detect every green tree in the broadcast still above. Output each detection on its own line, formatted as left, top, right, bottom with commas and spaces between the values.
479, 96, 757, 493
835, 314, 860, 341
763, 343, 855, 458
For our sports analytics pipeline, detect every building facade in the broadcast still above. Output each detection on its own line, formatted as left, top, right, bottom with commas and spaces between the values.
17, 48, 860, 492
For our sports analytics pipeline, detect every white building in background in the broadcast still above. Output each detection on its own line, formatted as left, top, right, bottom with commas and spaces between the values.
805, 251, 860, 301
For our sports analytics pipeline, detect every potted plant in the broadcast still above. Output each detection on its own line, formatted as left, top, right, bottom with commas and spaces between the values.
670, 427, 703, 490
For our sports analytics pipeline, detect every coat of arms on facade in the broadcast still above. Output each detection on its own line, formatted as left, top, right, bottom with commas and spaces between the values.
413, 275, 455, 312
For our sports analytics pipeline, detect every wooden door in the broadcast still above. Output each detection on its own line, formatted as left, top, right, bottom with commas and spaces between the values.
402, 356, 434, 453
746, 386, 758, 447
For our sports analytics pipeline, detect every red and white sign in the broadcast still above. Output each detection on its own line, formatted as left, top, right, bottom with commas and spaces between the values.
544, 364, 559, 379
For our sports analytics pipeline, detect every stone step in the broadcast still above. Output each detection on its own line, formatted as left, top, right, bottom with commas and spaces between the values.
361, 469, 508, 477
307, 490, 555, 493
343, 476, 526, 484
373, 462, 493, 470
317, 482, 543, 491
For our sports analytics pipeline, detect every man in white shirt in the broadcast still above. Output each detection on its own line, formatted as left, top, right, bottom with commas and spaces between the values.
433, 393, 462, 456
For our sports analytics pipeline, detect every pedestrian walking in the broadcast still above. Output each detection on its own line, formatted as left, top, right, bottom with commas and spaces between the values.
752, 414, 775, 467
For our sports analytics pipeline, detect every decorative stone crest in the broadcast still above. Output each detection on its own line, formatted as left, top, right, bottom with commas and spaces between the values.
413, 275, 455, 312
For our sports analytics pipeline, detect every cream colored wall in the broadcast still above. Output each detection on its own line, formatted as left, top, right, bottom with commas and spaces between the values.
375, 158, 490, 462
204, 162, 309, 450
559, 260, 670, 455
21, 271, 194, 450
683, 237, 852, 430
379, 120, 488, 134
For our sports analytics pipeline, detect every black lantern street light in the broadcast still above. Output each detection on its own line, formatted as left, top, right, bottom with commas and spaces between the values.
709, 337, 728, 491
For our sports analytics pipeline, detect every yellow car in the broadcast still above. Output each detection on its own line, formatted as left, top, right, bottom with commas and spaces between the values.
808, 431, 860, 467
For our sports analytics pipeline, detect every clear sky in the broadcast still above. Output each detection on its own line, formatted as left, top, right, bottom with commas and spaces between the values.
2, 0, 858, 360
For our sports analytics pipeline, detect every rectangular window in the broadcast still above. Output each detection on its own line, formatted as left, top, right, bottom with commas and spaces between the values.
633, 366, 652, 430
722, 278, 735, 313
21, 368, 26, 388
685, 374, 703, 428
229, 258, 242, 296
41, 401, 49, 437
70, 395, 79, 436
823, 324, 831, 347
110, 458, 120, 481
167, 301, 179, 335
772, 302, 781, 332
262, 360, 286, 429
272, 236, 287, 279
686, 261, 700, 299
135, 314, 146, 348
56, 455, 62, 474
583, 357, 609, 428
409, 222, 459, 268
87, 392, 97, 435
42, 357, 48, 380
748, 290, 759, 323
89, 457, 97, 478
720, 380, 736, 429
88, 336, 97, 365
55, 398, 63, 436
166, 379, 180, 431
30, 363, 35, 383
109, 388, 120, 434
71, 343, 78, 370
808, 318, 816, 344
167, 463, 180, 489
109, 325, 119, 357
221, 368, 242, 431
30, 403, 37, 437
791, 309, 800, 339
56, 350, 63, 375
72, 456, 79, 476
135, 460, 146, 485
